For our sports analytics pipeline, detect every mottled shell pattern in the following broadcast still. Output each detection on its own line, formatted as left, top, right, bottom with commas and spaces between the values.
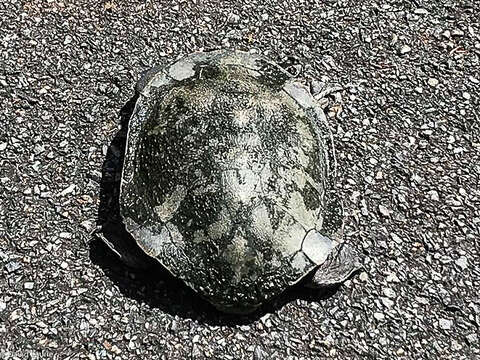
120, 50, 342, 313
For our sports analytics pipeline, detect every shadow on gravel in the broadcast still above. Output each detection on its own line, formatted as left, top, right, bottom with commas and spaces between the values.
90, 95, 342, 326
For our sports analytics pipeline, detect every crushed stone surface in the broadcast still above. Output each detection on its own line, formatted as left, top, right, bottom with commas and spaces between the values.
1, 0, 479, 359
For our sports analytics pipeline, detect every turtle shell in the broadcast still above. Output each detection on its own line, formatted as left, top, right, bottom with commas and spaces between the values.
120, 50, 342, 313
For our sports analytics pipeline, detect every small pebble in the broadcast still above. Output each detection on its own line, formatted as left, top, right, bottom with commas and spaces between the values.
228, 13, 240, 23
359, 272, 368, 282
386, 273, 400, 283
466, 333, 478, 345
5, 261, 21, 273
414, 8, 428, 15
382, 297, 394, 308
253, 345, 268, 360
58, 184, 76, 196
390, 233, 402, 244
379, 205, 392, 217
383, 288, 396, 298
398, 45, 411, 55
455, 256, 468, 270
111, 345, 122, 355
428, 78, 439, 87
9, 309, 22, 321
469, 76, 479, 84
451, 28, 464, 37
428, 190, 440, 201
439, 319, 453, 330
191, 344, 203, 358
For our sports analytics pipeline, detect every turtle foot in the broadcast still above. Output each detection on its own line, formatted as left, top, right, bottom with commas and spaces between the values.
306, 243, 362, 288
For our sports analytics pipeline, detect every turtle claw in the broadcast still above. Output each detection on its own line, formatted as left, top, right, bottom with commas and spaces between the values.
306, 243, 362, 288
97, 222, 153, 270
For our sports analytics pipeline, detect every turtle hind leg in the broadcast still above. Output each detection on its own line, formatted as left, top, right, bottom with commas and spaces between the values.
96, 222, 153, 270
305, 243, 362, 288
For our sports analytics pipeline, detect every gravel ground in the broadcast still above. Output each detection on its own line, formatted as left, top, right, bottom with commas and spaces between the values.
1, 0, 479, 359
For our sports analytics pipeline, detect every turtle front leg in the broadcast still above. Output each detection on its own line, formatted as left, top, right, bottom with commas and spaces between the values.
305, 243, 362, 288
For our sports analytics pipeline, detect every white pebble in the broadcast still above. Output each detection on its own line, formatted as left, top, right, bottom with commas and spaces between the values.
455, 256, 468, 270
428, 190, 440, 201
439, 319, 453, 330
428, 78, 439, 87
399, 45, 411, 54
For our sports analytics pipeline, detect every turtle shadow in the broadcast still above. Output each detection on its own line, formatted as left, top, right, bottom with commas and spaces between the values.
89, 236, 341, 326
91, 94, 343, 326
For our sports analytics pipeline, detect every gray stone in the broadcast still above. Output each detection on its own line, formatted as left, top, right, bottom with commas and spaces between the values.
5, 262, 21, 274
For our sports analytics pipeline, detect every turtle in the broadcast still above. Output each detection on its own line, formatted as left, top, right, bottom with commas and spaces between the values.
99, 49, 361, 314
